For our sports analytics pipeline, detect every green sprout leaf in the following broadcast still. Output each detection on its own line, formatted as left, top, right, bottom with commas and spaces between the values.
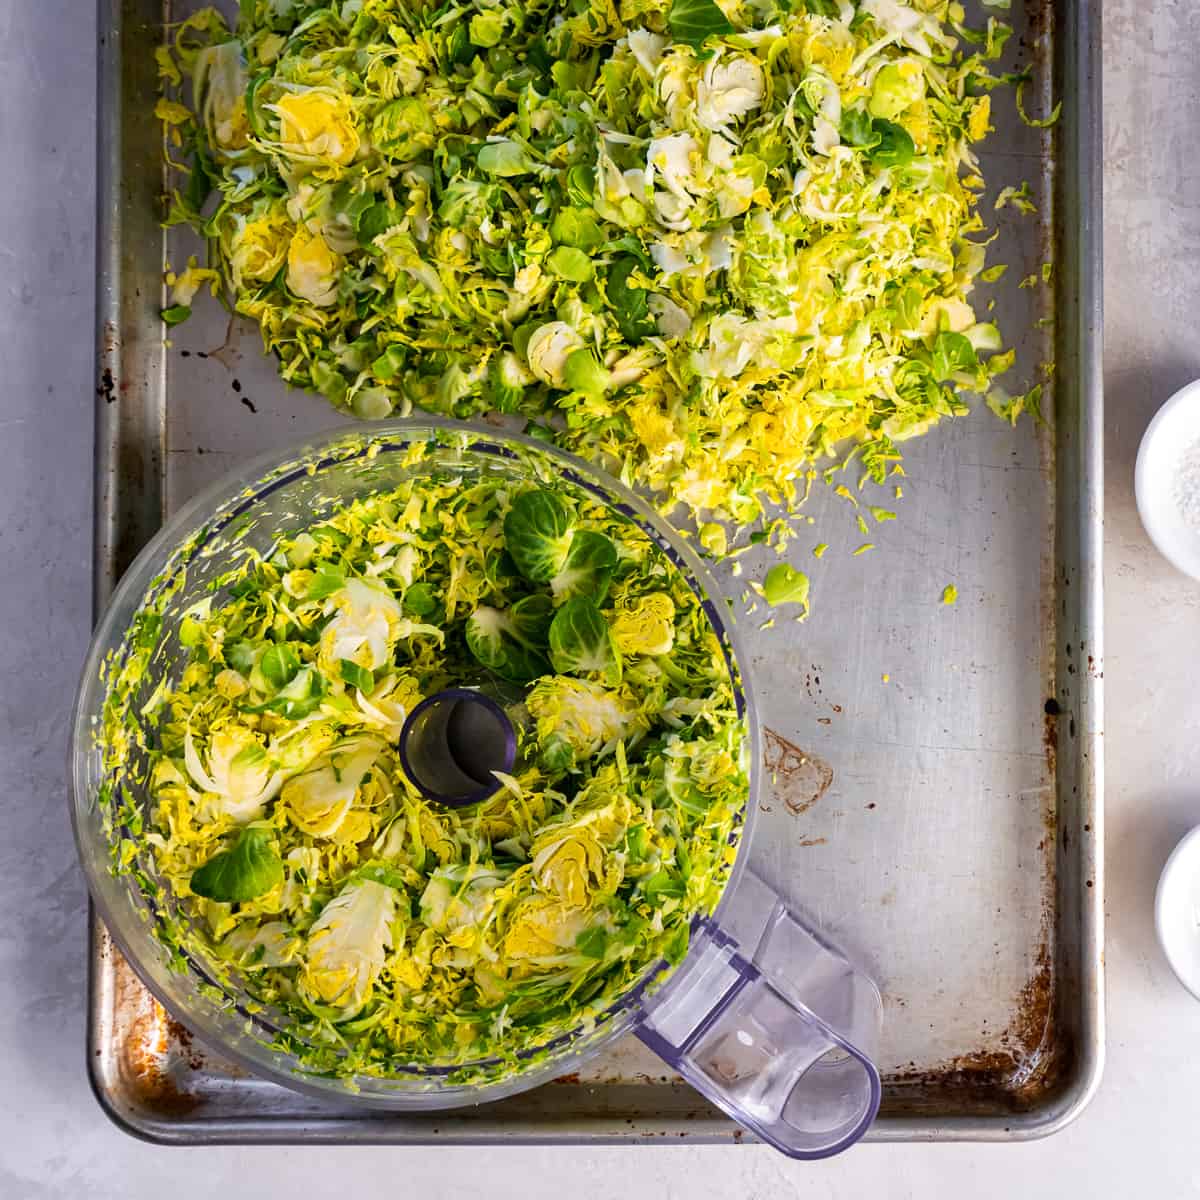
931, 330, 979, 380
190, 826, 284, 903
504, 489, 575, 582
226, 641, 256, 674
179, 616, 204, 647
551, 530, 618, 603
607, 257, 656, 343
762, 563, 810, 615
357, 201, 407, 245
840, 107, 879, 148
469, 8, 506, 46
248, 665, 324, 719
261, 643, 301, 690
477, 140, 532, 177
372, 97, 434, 160
184, 145, 214, 212
870, 120, 915, 168
465, 605, 552, 683
509, 593, 555, 643
550, 208, 605, 251
549, 597, 621, 683
868, 62, 925, 122
547, 245, 594, 283
340, 659, 374, 693
305, 569, 346, 601
575, 926, 609, 958
161, 304, 192, 326
563, 347, 610, 395
403, 581, 438, 617
668, 0, 734, 49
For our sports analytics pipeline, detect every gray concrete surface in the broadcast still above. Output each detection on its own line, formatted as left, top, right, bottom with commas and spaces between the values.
2, 0, 1198, 1195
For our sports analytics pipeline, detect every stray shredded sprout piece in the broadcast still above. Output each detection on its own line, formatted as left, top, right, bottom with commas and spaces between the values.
100, 473, 747, 1081
161, 0, 1042, 539
1015, 80, 1062, 129
995, 181, 1037, 214
761, 562, 810, 616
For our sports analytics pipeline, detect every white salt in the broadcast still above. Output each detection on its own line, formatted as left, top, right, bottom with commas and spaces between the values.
1173, 437, 1200, 529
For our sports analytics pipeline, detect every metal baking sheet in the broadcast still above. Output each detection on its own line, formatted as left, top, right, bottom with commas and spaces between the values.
89, 0, 1103, 1144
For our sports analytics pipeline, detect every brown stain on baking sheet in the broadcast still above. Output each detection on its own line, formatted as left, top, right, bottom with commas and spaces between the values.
119, 993, 201, 1115
1043, 699, 1058, 779
97, 366, 116, 404
885, 937, 1058, 1116
107, 933, 212, 1113
208, 314, 244, 370
762, 727, 834, 817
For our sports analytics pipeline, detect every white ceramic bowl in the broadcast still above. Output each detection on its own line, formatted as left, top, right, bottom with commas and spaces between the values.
1155, 824, 1200, 1001
1135, 379, 1200, 579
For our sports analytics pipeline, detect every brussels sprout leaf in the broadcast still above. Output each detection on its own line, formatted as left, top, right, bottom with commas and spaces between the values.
466, 605, 552, 683
190, 826, 284, 903
550, 530, 618, 603
504, 489, 575, 582
548, 598, 621, 683
668, 0, 733, 49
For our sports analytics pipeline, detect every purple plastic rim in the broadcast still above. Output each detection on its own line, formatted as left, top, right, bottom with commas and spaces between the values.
397, 688, 517, 808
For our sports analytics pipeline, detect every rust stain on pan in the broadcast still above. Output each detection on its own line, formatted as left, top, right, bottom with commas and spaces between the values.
96, 366, 116, 404
1007, 942, 1055, 1078
124, 1012, 200, 1115
109, 939, 206, 1112
885, 934, 1058, 1115
762, 727, 834, 817
1043, 697, 1058, 781
166, 1017, 207, 1072
115, 976, 201, 1115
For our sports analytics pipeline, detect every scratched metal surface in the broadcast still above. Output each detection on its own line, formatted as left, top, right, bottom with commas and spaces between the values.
88, 0, 1102, 1142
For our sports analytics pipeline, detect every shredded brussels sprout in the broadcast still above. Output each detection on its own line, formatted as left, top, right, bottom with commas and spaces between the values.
105, 472, 746, 1078
160, 0, 1037, 537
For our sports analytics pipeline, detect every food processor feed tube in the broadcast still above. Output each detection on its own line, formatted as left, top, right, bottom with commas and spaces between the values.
637, 869, 882, 1158
399, 689, 517, 807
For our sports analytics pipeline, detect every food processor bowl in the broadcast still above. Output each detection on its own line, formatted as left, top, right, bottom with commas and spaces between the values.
71, 420, 881, 1157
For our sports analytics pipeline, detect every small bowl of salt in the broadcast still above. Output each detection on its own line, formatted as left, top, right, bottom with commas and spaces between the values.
1136, 379, 1200, 579
1156, 824, 1200, 1001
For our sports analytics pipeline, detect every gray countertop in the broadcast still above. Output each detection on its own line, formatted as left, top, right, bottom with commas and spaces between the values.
4, 0, 1198, 1195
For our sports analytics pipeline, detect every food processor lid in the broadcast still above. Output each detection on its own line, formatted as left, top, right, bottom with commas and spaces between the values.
636, 868, 882, 1158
